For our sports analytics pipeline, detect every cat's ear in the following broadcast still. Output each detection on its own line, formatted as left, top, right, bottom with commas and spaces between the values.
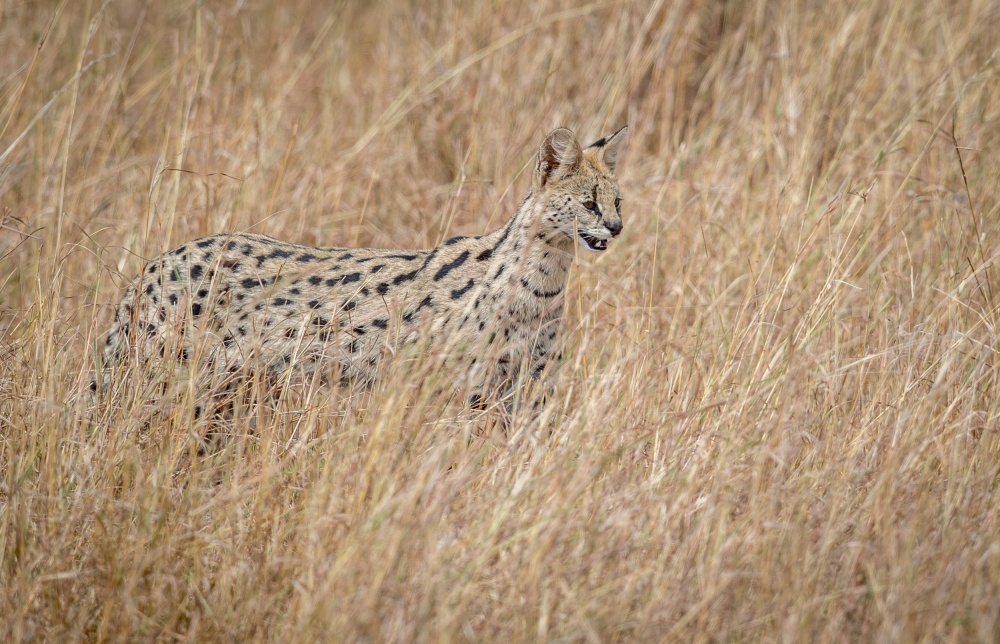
587, 125, 628, 174
535, 127, 582, 190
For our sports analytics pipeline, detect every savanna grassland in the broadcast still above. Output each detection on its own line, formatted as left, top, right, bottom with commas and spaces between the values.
2, 0, 1000, 640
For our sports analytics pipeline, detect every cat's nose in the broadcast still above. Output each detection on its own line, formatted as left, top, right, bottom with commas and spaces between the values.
606, 221, 623, 237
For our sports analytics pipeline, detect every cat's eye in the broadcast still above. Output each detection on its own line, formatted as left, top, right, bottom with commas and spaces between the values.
614, 197, 622, 210
583, 200, 598, 212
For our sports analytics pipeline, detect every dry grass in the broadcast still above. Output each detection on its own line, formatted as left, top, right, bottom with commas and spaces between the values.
2, 0, 1000, 640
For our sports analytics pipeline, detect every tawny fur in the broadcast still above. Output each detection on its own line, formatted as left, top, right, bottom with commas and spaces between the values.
98, 126, 628, 402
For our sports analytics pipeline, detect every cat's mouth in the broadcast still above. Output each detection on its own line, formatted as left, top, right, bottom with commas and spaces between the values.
579, 233, 611, 252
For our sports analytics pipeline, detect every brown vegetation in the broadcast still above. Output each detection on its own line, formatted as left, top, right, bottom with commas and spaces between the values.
2, 0, 999, 640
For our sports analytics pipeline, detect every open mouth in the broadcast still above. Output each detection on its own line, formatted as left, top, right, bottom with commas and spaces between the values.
579, 233, 610, 252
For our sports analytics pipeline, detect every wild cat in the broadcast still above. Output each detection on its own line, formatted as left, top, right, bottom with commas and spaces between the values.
95, 126, 628, 406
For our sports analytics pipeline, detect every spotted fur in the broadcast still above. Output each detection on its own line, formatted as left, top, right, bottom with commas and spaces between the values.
97, 126, 628, 401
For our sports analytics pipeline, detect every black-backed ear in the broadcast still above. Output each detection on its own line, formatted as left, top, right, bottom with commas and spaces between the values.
586, 125, 628, 174
535, 127, 582, 190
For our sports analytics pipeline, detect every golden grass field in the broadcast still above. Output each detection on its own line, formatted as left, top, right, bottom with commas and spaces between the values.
2, 0, 1000, 640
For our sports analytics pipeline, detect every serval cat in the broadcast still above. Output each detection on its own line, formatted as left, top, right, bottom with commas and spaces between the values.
96, 126, 628, 408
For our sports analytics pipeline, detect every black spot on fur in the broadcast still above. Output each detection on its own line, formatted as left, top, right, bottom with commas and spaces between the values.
325, 278, 341, 287
494, 264, 506, 279
342, 272, 361, 285
417, 248, 440, 273
241, 244, 253, 256
227, 241, 239, 250
298, 253, 318, 262
370, 264, 385, 273
342, 300, 357, 312
314, 317, 330, 327
393, 269, 418, 285
169, 293, 178, 305
338, 252, 353, 260
478, 221, 513, 262
223, 333, 236, 347
361, 287, 370, 296
376, 283, 390, 295
308, 300, 321, 309
533, 286, 562, 298
451, 279, 475, 300
403, 295, 433, 323
269, 248, 293, 259
272, 297, 293, 306
434, 250, 469, 281
197, 288, 209, 298
241, 278, 262, 289
235, 293, 245, 302
352, 326, 366, 335
372, 318, 388, 329
191, 302, 202, 317
147, 263, 158, 274
196, 238, 215, 248
478, 321, 485, 331
170, 268, 180, 282
444, 236, 466, 246
309, 275, 322, 286
145, 283, 154, 295
289, 288, 301, 295
385, 253, 418, 261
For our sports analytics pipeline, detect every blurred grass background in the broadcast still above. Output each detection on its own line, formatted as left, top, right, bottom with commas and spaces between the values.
2, 0, 999, 640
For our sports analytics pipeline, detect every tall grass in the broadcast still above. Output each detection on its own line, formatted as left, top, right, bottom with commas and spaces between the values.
2, 0, 999, 640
